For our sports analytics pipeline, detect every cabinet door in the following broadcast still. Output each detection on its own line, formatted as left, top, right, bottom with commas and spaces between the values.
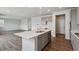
77, 8, 79, 24
71, 33, 79, 51
48, 31, 51, 41
37, 31, 51, 50
72, 37, 77, 50
38, 35, 42, 51
71, 34, 76, 50
41, 33, 48, 49
75, 38, 79, 51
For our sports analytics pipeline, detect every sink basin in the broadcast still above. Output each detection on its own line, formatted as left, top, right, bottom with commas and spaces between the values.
36, 31, 45, 33
75, 33, 79, 37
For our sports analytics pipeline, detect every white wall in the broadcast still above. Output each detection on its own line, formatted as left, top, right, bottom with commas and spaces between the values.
56, 15, 65, 34
20, 19, 28, 30
27, 18, 32, 31
31, 16, 41, 30
3, 19, 21, 31
41, 16, 52, 30
71, 8, 79, 31
31, 16, 52, 30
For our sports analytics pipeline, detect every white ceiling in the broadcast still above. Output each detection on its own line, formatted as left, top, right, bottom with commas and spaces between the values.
0, 7, 71, 20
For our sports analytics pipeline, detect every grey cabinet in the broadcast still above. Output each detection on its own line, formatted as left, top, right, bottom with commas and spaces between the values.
37, 31, 51, 50
41, 32, 48, 49
38, 35, 42, 51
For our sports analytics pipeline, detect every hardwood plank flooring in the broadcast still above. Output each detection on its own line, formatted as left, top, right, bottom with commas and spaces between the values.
0, 34, 22, 51
43, 34, 73, 51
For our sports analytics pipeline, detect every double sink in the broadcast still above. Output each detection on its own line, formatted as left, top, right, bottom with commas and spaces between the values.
35, 30, 45, 33
35, 28, 48, 33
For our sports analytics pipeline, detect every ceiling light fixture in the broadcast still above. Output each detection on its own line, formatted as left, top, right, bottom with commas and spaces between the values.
39, 7, 42, 9
59, 7, 62, 8
28, 7, 31, 8
48, 9, 50, 12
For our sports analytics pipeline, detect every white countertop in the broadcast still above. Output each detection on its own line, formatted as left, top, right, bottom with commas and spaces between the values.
14, 29, 50, 39
71, 31, 79, 39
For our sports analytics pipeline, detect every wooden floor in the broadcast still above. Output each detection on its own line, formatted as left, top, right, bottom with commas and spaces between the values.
0, 34, 22, 51
43, 34, 73, 51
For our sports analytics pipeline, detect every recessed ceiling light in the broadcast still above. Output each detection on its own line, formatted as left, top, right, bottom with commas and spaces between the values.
28, 7, 31, 8
39, 7, 42, 9
59, 7, 62, 8
48, 9, 50, 12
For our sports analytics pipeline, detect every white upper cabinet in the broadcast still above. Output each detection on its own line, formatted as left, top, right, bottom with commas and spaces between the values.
77, 8, 79, 24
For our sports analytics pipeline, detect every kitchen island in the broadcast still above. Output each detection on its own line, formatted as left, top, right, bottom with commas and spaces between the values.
14, 29, 51, 51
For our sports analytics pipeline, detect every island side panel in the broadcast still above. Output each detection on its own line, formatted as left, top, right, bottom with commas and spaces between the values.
22, 37, 37, 51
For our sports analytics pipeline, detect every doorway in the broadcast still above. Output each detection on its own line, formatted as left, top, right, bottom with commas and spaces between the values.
56, 14, 65, 38
52, 9, 71, 39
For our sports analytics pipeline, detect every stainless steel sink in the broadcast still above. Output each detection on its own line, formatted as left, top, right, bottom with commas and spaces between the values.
36, 31, 45, 33
75, 33, 79, 37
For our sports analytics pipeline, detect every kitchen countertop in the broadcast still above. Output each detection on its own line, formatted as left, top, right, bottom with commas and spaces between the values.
75, 33, 79, 37
14, 29, 51, 39
71, 31, 79, 39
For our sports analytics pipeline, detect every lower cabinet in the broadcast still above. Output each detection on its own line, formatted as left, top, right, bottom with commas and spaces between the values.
71, 33, 79, 51
37, 35, 42, 51
38, 31, 51, 51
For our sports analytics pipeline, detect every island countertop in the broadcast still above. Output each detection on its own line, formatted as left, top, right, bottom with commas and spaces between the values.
14, 29, 51, 39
